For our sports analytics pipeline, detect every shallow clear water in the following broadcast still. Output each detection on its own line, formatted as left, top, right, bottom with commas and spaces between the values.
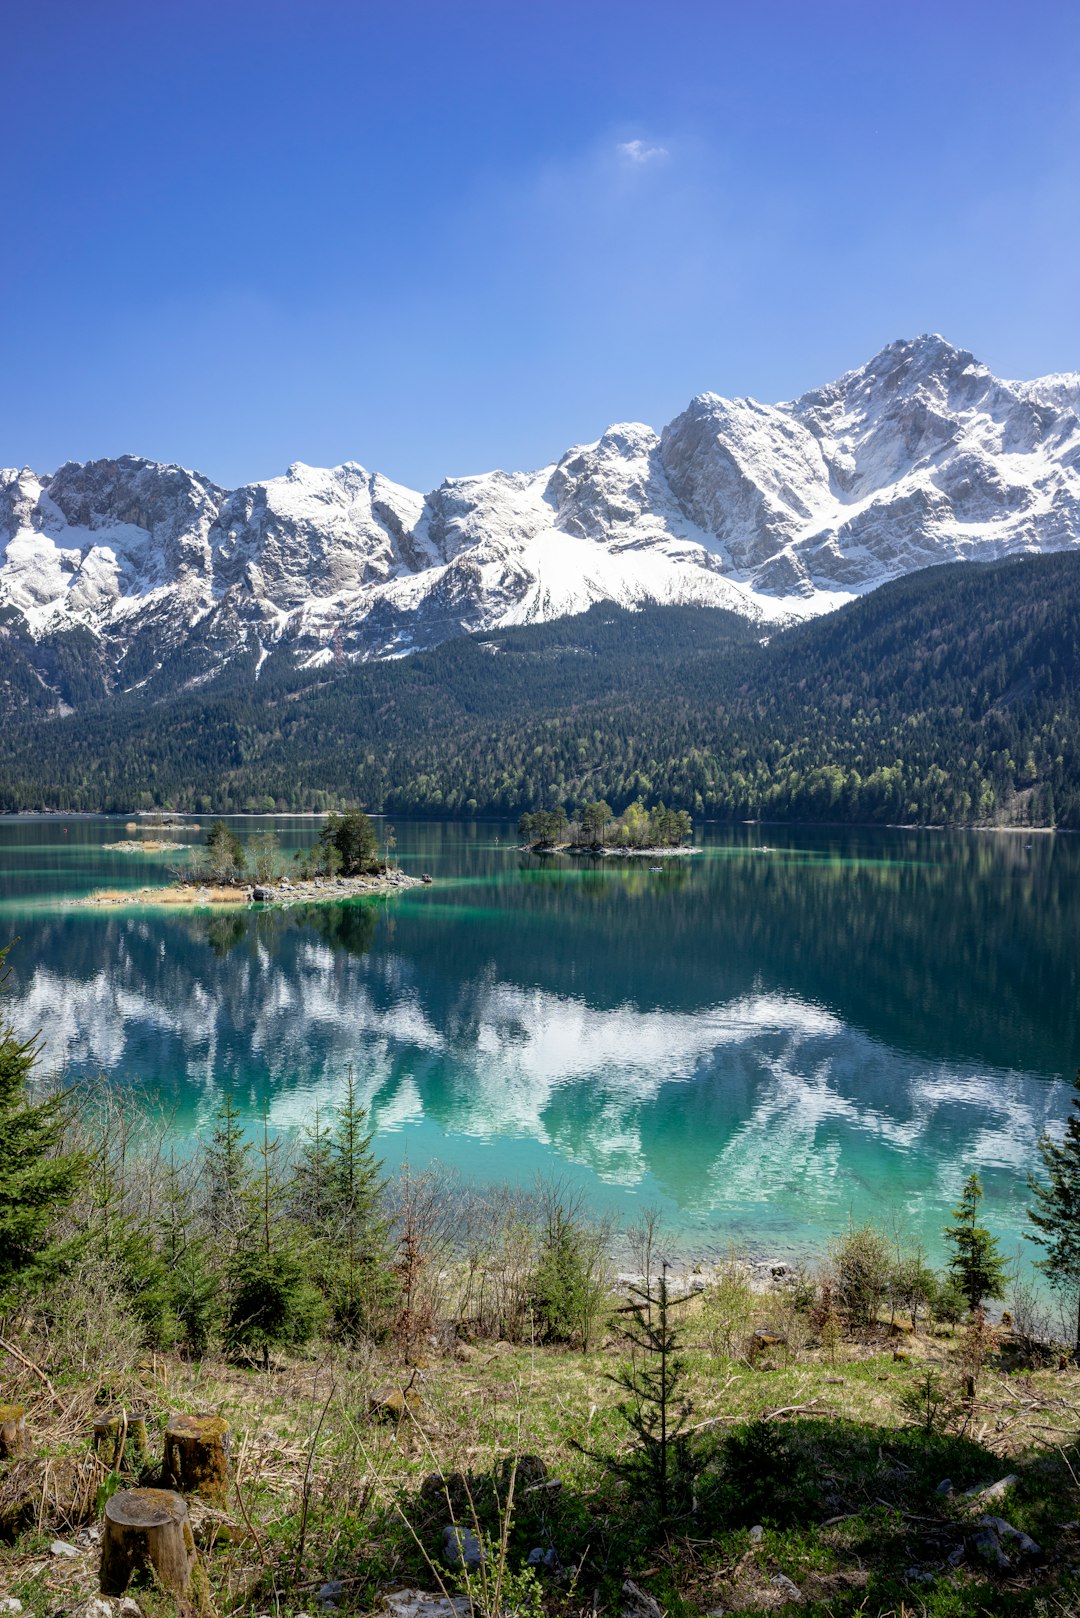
0, 815, 1075, 1264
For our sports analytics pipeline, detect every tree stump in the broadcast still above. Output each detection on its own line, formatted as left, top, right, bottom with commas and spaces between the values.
0, 1403, 28, 1458
163, 1413, 230, 1506
100, 1487, 196, 1596
93, 1409, 149, 1474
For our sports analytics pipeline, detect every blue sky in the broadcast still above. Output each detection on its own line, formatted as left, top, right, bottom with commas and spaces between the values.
2, 0, 1078, 491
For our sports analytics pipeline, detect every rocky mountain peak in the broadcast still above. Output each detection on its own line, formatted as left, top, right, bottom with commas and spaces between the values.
2, 336, 1079, 695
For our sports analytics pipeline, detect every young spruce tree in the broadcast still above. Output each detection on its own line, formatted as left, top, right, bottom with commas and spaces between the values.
1028, 1069, 1080, 1357
225, 1103, 323, 1369
159, 1146, 219, 1354
0, 946, 86, 1313
944, 1171, 1007, 1311
205, 1093, 253, 1246
586, 1263, 695, 1526
293, 1076, 396, 1340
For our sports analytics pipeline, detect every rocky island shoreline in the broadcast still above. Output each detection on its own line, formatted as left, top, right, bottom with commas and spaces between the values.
70, 868, 428, 910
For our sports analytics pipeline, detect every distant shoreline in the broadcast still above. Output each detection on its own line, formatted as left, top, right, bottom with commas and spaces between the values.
2, 808, 1071, 834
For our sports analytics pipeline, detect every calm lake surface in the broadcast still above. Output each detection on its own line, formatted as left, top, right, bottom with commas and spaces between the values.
0, 816, 1075, 1265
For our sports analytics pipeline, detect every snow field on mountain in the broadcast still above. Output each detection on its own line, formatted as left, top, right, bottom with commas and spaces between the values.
2, 334, 1078, 686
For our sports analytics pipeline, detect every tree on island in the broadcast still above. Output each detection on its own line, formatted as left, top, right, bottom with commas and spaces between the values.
248, 830, 281, 885
0, 945, 86, 1312
579, 800, 613, 848
317, 809, 380, 875
1028, 1069, 1080, 1357
205, 820, 246, 882
520, 799, 693, 851
943, 1171, 1007, 1311
518, 808, 568, 849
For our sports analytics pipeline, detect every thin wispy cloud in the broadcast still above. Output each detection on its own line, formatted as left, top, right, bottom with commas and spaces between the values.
616, 138, 668, 165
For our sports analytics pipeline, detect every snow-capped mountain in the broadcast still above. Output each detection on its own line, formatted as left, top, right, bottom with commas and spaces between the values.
2, 334, 1078, 696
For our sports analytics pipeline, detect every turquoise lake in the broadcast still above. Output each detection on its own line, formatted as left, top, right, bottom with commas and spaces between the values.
0, 816, 1075, 1266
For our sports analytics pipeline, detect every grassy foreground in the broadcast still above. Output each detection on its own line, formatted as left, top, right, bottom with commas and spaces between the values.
2, 1287, 1079, 1618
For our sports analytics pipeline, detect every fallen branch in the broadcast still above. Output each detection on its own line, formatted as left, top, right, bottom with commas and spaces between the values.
0, 1336, 58, 1403
764, 1398, 822, 1421
683, 1415, 737, 1436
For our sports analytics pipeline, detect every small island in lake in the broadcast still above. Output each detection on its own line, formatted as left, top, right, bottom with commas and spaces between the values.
77, 810, 429, 908
102, 838, 189, 853
519, 798, 699, 856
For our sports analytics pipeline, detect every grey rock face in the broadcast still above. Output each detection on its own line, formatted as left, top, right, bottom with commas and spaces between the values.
2, 336, 1079, 700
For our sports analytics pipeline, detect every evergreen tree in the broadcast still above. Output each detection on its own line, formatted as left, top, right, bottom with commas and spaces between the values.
519, 808, 567, 848
205, 1092, 253, 1243
293, 1077, 395, 1340
579, 800, 613, 848
290, 1104, 337, 1231
831, 1224, 893, 1329
318, 810, 378, 875
225, 1104, 323, 1368
1028, 1069, 1080, 1356
531, 1207, 593, 1347
528, 1180, 608, 1351
0, 946, 86, 1313
586, 1264, 695, 1525
85, 1092, 173, 1343
943, 1172, 1008, 1310
159, 1147, 218, 1354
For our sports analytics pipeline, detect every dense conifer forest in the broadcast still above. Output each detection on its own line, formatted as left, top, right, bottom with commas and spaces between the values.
1, 551, 1078, 826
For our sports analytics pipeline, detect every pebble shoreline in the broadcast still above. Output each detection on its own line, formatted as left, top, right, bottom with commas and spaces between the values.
70, 870, 427, 909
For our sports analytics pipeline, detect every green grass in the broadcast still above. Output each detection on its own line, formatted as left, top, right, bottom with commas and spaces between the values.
3, 1311, 1080, 1617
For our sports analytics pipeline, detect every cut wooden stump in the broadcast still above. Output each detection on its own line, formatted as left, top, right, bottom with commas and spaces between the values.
0, 1404, 28, 1459
163, 1413, 230, 1506
100, 1487, 196, 1596
370, 1384, 423, 1422
93, 1409, 149, 1474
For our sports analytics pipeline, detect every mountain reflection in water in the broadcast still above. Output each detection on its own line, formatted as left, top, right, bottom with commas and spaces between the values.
0, 818, 1074, 1260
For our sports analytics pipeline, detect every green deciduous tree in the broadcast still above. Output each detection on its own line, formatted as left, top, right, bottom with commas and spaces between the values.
1028, 1069, 1080, 1356
831, 1224, 892, 1329
944, 1172, 1008, 1311
0, 946, 86, 1313
248, 830, 281, 884
205, 820, 246, 882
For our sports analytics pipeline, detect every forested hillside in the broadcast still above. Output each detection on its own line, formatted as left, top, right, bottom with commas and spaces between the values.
1, 552, 1078, 826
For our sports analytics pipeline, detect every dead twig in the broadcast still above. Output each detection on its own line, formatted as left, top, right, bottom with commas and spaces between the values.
294, 1364, 337, 1580
233, 1470, 268, 1570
